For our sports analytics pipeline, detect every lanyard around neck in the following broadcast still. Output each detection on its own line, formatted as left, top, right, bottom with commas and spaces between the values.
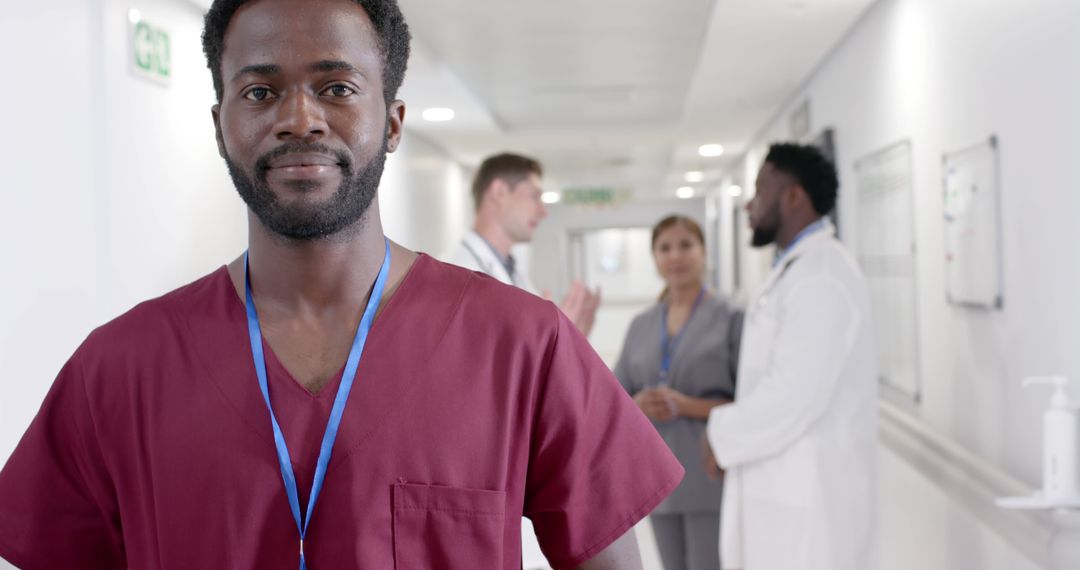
244, 238, 391, 570
658, 287, 706, 384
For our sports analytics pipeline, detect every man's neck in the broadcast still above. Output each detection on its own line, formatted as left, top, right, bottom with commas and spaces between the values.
472, 218, 514, 259
245, 209, 387, 315
776, 215, 823, 251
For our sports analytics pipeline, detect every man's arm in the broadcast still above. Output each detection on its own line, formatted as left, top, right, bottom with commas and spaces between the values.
573, 530, 643, 570
706, 275, 859, 469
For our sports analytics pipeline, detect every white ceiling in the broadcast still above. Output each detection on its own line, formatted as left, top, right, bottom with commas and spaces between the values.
393, 0, 878, 197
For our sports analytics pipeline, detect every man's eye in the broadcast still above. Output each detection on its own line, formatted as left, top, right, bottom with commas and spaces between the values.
324, 85, 355, 97
243, 87, 274, 101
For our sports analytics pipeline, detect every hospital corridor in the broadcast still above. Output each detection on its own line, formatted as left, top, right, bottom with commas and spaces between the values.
3, 0, 1080, 568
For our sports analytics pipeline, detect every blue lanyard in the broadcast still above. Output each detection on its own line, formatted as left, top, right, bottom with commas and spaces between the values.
658, 288, 706, 384
244, 239, 391, 570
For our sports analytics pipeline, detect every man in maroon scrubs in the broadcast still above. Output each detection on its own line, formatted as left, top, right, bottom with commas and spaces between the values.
0, 0, 683, 568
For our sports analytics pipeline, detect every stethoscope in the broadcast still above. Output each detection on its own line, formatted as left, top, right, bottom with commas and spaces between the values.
754, 255, 800, 314
462, 238, 522, 287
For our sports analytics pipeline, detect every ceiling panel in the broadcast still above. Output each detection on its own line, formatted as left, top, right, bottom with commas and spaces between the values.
399, 0, 716, 131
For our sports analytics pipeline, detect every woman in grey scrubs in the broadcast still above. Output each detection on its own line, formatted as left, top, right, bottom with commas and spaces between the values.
613, 215, 742, 570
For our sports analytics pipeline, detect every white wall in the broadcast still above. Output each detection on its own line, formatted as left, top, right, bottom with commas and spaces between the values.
380, 131, 473, 257
0, 0, 243, 466
732, 0, 1080, 567
0, 0, 471, 471
878, 446, 1040, 570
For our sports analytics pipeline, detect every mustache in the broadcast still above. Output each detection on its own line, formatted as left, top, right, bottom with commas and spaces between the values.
254, 142, 353, 175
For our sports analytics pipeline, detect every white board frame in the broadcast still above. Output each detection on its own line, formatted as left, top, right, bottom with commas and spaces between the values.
942, 136, 1004, 310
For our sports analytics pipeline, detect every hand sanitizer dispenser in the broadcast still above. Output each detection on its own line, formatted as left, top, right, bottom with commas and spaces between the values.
1026, 376, 1080, 501
998, 376, 1080, 509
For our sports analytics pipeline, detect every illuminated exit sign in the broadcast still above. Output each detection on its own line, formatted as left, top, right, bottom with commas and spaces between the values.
128, 10, 171, 86
562, 187, 631, 207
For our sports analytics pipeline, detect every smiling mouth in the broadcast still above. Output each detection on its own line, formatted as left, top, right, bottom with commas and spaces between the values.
267, 153, 343, 170
264, 164, 343, 187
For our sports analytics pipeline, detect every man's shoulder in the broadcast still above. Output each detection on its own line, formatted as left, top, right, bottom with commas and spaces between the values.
79, 267, 229, 359
781, 236, 869, 306
416, 256, 558, 330
792, 235, 862, 279
420, 256, 553, 307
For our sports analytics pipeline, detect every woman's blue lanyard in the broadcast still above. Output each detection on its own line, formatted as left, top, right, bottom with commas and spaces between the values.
243, 239, 391, 570
658, 287, 706, 385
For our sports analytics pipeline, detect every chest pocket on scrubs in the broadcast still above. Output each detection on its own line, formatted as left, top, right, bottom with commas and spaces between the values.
392, 483, 506, 569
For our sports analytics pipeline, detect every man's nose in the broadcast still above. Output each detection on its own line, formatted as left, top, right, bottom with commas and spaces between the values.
274, 91, 327, 141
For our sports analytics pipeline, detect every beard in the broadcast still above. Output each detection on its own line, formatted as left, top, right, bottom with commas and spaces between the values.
750, 203, 781, 247
224, 132, 389, 241
751, 226, 777, 247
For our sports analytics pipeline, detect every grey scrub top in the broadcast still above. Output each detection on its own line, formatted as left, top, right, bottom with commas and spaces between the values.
613, 293, 743, 514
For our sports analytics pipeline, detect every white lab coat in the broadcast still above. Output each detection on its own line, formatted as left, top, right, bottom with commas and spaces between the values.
444, 230, 539, 295
442, 229, 548, 570
706, 222, 878, 570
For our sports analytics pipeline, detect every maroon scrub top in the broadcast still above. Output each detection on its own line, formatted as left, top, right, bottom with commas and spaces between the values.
0, 255, 683, 569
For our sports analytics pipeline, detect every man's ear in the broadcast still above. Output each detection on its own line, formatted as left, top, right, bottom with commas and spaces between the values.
386, 100, 406, 153
488, 179, 510, 204
785, 184, 812, 212
211, 104, 227, 159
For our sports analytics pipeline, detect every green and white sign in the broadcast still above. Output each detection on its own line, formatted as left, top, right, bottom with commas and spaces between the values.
129, 12, 171, 85
562, 187, 631, 208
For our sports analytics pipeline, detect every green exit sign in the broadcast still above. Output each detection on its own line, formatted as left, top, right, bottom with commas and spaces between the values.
129, 13, 171, 85
562, 187, 630, 207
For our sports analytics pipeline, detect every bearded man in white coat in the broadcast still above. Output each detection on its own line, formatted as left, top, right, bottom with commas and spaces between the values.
704, 143, 878, 570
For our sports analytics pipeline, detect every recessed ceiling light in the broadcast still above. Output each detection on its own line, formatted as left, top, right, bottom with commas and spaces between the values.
676, 186, 696, 199
421, 107, 455, 122
128, 9, 142, 23
698, 144, 724, 158
541, 191, 561, 204
684, 171, 705, 183
728, 185, 743, 197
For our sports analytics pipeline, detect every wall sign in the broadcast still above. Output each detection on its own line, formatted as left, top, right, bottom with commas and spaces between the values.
562, 187, 631, 207
129, 10, 171, 86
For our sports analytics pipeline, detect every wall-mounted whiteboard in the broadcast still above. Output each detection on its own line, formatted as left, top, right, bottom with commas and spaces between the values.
943, 136, 1004, 309
854, 140, 922, 402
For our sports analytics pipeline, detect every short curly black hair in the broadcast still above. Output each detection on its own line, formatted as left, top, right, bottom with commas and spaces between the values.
765, 142, 838, 216
201, 0, 411, 104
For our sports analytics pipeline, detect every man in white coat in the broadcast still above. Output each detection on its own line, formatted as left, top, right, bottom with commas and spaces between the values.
704, 143, 878, 570
446, 152, 600, 336
444, 153, 601, 569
